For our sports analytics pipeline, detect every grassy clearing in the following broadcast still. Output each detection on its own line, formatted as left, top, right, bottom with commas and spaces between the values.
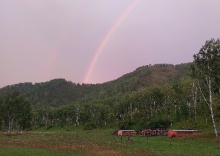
0, 128, 219, 156
0, 146, 79, 156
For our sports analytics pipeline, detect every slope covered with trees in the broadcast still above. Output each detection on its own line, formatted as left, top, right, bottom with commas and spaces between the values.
0, 79, 101, 108
0, 63, 190, 108
0, 63, 194, 130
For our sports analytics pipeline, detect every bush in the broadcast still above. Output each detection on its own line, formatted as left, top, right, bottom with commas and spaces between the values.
83, 122, 97, 130
148, 118, 170, 129
118, 119, 135, 130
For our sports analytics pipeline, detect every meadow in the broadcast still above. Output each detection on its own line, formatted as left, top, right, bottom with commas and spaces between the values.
0, 127, 219, 156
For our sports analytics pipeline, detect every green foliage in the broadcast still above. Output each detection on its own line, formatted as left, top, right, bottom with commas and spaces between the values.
0, 79, 101, 108
118, 119, 135, 130
0, 62, 217, 131
192, 38, 220, 139
0, 91, 32, 133
83, 122, 97, 130
0, 64, 190, 108
148, 118, 170, 129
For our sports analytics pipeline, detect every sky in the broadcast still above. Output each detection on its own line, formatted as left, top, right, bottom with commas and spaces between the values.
1, 0, 220, 87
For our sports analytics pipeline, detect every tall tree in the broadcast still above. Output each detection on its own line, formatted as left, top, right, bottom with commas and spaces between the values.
0, 91, 32, 135
193, 38, 220, 142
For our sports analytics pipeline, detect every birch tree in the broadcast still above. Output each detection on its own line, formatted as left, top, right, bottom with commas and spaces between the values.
0, 92, 31, 135
193, 38, 220, 142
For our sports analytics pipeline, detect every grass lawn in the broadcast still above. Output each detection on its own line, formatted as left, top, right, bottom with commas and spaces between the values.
0, 146, 80, 156
0, 127, 219, 156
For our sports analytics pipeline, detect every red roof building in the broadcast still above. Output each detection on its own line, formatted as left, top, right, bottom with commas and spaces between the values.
168, 130, 200, 138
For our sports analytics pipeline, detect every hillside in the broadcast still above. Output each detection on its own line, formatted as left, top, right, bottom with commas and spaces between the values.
0, 62, 216, 131
0, 63, 191, 108
102, 63, 190, 93
0, 79, 100, 107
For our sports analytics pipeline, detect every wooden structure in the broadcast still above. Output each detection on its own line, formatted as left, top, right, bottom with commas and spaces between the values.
117, 130, 137, 136
140, 129, 167, 136
168, 130, 200, 138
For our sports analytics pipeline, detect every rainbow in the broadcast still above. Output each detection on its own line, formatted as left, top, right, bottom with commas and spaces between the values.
83, 0, 141, 83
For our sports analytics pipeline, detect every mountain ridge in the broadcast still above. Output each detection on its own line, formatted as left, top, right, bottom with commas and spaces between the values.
0, 62, 191, 108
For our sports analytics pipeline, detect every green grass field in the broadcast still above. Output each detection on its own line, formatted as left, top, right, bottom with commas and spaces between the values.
0, 127, 219, 156
0, 146, 80, 156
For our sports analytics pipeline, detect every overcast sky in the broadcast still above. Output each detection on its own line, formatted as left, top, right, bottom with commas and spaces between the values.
1, 0, 220, 87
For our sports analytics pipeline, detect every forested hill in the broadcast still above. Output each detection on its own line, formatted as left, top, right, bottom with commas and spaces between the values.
102, 63, 190, 93
0, 79, 100, 107
0, 63, 191, 108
